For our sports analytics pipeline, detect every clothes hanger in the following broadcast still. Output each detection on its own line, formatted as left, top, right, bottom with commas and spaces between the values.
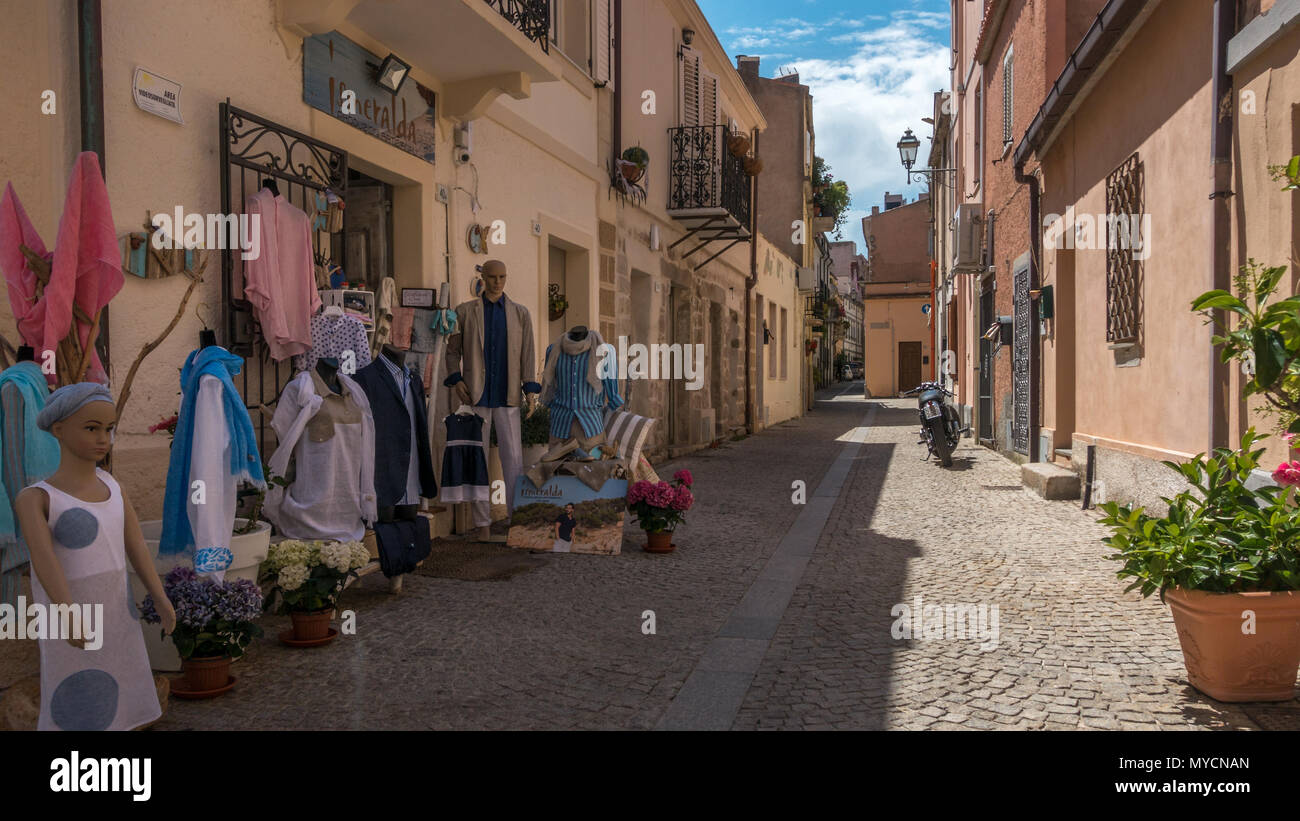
261, 178, 280, 197
322, 304, 345, 317
196, 302, 217, 348
454, 403, 475, 416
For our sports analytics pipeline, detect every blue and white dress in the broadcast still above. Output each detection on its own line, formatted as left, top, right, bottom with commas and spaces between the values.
439, 413, 491, 503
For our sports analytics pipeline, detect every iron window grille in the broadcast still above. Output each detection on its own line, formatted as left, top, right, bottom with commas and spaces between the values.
1002, 45, 1014, 144
1105, 152, 1144, 345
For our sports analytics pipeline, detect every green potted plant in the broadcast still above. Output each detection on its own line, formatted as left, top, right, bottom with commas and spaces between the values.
140, 567, 263, 698
620, 145, 649, 183
1099, 429, 1300, 701
261, 539, 369, 646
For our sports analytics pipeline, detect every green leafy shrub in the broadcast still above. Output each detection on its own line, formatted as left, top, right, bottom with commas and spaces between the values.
1100, 429, 1300, 598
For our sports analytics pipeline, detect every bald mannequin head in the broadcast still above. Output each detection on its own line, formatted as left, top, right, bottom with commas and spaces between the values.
480, 260, 507, 301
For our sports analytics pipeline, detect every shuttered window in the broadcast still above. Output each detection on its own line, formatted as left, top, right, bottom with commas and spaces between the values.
680, 46, 700, 126
592, 0, 613, 88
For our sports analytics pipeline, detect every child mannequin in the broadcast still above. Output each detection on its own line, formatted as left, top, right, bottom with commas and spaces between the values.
14, 383, 175, 731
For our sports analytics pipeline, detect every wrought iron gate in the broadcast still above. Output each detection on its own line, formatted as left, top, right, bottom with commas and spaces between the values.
1012, 258, 1031, 455
218, 102, 348, 454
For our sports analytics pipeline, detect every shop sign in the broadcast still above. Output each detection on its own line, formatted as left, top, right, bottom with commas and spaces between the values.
132, 68, 183, 124
303, 32, 436, 164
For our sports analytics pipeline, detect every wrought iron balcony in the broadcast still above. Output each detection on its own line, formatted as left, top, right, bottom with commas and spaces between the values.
668, 125, 751, 223
484, 0, 550, 52
665, 125, 753, 270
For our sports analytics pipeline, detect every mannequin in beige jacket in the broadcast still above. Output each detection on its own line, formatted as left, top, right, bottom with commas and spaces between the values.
443, 260, 540, 540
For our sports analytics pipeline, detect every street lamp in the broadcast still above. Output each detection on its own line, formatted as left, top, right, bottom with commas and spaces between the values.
897, 127, 954, 188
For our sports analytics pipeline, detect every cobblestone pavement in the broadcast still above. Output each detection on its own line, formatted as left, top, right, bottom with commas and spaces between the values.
148, 386, 1294, 730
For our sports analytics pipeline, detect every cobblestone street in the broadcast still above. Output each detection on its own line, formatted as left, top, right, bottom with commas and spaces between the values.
153, 386, 1298, 730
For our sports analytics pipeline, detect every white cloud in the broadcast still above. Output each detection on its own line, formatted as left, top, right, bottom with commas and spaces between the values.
785, 10, 950, 249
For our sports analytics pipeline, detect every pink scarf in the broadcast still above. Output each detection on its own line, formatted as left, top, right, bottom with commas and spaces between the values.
0, 152, 122, 384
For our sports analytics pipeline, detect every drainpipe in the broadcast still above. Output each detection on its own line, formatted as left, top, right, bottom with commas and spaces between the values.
1208, 0, 1235, 451
1014, 157, 1040, 463
745, 127, 759, 434
612, 0, 622, 161
78, 0, 105, 169
78, 0, 109, 376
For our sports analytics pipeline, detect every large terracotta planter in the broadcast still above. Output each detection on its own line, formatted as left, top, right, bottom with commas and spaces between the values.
182, 655, 231, 693
643, 530, 675, 553
290, 609, 334, 641
1166, 588, 1300, 702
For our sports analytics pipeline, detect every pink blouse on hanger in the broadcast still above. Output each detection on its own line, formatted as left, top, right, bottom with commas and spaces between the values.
243, 188, 319, 360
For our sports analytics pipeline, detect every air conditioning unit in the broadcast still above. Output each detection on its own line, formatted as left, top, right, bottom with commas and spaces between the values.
953, 203, 985, 272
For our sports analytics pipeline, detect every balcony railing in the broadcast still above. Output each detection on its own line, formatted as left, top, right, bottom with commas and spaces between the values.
667, 125, 751, 228
484, 0, 550, 52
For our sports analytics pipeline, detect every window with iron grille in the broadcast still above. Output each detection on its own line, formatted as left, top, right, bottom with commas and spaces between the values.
1105, 152, 1144, 345
1002, 45, 1014, 144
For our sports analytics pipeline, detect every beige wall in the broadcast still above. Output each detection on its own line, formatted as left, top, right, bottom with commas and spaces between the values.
1039, 0, 1213, 462
1231, 22, 1300, 466
755, 235, 801, 425
0, 0, 602, 520
863, 292, 932, 398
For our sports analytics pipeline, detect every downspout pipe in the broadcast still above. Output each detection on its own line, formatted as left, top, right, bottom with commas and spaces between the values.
746, 127, 759, 434
1209, 0, 1235, 452
1014, 156, 1040, 463
612, 0, 622, 164
78, 0, 105, 169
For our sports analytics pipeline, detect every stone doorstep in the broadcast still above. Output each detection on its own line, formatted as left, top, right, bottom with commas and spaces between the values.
1021, 462, 1081, 501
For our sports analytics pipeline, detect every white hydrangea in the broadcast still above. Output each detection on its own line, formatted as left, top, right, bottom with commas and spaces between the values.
266, 539, 314, 573
319, 541, 352, 573
346, 541, 370, 570
277, 563, 309, 591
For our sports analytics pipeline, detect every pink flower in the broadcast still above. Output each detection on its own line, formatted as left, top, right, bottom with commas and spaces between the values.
1285, 432, 1298, 448
673, 469, 694, 487
1272, 461, 1300, 486
671, 486, 694, 511
627, 480, 651, 506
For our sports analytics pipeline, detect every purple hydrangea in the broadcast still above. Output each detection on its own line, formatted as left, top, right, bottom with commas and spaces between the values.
140, 568, 263, 629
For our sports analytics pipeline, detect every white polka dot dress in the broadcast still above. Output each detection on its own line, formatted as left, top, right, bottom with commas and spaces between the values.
29, 469, 160, 731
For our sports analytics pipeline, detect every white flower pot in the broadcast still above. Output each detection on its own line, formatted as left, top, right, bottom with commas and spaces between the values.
127, 519, 272, 671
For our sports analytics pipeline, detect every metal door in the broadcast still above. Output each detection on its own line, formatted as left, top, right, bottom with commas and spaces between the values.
898, 341, 922, 395
978, 287, 994, 442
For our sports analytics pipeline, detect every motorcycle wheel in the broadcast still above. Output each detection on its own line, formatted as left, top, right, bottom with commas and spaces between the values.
928, 417, 953, 467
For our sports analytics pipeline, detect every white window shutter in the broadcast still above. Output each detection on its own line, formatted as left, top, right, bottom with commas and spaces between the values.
593, 0, 613, 89
701, 69, 719, 126
680, 46, 701, 127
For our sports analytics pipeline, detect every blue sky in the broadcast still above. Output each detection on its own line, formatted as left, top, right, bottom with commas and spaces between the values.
696, 0, 951, 255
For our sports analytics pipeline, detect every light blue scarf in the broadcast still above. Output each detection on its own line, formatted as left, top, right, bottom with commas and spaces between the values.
430, 308, 458, 336
0, 361, 60, 607
159, 346, 264, 557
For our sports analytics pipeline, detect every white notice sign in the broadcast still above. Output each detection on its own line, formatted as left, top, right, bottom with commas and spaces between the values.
132, 68, 183, 124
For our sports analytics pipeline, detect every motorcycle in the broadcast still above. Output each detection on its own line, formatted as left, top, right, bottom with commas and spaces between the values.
902, 381, 965, 467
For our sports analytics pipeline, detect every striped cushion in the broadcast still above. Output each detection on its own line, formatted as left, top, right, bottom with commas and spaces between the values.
603, 409, 656, 466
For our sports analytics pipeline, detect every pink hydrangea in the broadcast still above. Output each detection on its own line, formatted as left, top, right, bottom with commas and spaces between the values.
671, 485, 694, 511
673, 469, 694, 487
649, 481, 676, 509
627, 480, 651, 505
1272, 460, 1300, 486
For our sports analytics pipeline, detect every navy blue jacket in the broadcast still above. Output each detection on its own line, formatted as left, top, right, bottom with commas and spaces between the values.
353, 358, 437, 508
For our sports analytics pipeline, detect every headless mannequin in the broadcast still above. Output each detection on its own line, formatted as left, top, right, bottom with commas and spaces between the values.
316, 357, 342, 394
381, 344, 405, 368
568, 325, 588, 342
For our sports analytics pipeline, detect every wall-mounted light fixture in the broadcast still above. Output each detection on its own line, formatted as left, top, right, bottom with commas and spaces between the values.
371, 53, 411, 94
678, 27, 696, 60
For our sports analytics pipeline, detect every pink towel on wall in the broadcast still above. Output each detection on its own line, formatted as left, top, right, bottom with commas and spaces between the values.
390, 306, 414, 350
0, 152, 122, 384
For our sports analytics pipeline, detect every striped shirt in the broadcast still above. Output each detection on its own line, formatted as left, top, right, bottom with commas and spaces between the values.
545, 345, 624, 440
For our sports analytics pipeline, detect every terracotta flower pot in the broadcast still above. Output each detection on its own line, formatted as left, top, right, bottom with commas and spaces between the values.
183, 655, 232, 693
643, 530, 675, 553
1165, 588, 1300, 702
290, 608, 334, 642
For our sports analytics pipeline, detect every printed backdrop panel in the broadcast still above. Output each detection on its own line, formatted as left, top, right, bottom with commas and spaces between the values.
508, 475, 627, 556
